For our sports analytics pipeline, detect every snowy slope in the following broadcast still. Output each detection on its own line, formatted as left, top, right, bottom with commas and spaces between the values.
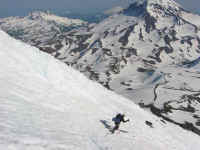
1, 31, 200, 149
1, 0, 200, 136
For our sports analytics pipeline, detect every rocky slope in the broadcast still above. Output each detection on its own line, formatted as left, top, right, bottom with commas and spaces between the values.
0, 11, 88, 54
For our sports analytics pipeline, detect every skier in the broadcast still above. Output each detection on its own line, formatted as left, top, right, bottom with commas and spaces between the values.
111, 113, 129, 133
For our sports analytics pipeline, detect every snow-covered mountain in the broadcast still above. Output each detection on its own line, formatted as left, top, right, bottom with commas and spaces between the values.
0, 11, 88, 54
49, 0, 200, 135
1, 30, 200, 150
1, 0, 200, 135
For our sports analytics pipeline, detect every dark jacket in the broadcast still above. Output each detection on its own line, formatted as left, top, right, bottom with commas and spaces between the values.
112, 113, 129, 124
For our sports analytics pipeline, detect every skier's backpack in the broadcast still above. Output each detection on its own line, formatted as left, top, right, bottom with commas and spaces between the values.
112, 113, 122, 123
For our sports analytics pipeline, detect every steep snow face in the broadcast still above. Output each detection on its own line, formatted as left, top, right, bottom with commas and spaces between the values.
181, 11, 200, 27
1, 31, 200, 149
1, 0, 200, 136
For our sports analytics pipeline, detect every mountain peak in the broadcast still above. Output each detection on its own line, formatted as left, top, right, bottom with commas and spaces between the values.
135, 0, 180, 8
28, 11, 51, 20
123, 0, 181, 17
27, 11, 86, 25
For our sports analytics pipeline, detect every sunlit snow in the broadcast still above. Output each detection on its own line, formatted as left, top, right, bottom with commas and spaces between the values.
0, 31, 200, 150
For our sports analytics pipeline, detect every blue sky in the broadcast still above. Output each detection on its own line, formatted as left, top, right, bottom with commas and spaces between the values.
0, 0, 199, 18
